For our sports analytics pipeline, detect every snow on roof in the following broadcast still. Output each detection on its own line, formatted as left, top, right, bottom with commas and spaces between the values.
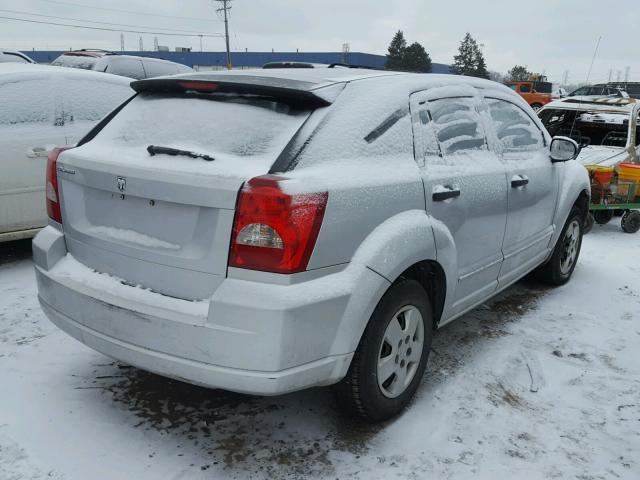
0, 63, 133, 86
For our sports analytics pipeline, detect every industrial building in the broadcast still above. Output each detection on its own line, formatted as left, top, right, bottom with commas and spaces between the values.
23, 50, 452, 73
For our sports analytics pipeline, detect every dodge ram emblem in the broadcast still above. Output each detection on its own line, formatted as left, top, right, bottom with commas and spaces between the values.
117, 176, 126, 192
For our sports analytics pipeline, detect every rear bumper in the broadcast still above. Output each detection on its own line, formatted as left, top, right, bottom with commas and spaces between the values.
34, 227, 388, 395
38, 296, 352, 395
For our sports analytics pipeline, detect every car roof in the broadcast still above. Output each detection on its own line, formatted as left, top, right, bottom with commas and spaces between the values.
0, 63, 133, 85
542, 96, 639, 113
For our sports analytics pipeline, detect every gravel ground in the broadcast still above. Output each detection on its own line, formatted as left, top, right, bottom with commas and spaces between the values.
0, 222, 638, 480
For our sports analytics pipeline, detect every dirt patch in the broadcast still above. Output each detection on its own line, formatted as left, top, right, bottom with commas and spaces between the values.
486, 382, 527, 409
86, 364, 382, 478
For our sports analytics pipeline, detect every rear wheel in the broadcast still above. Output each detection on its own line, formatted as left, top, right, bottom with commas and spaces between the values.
621, 210, 640, 233
535, 207, 584, 286
531, 103, 543, 111
334, 279, 433, 423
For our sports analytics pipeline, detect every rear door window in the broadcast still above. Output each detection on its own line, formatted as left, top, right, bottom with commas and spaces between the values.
142, 60, 179, 78
105, 57, 146, 79
426, 97, 487, 155
519, 84, 531, 93
486, 98, 544, 152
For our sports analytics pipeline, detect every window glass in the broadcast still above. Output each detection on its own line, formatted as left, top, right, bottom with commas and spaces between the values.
487, 99, 543, 151
427, 97, 487, 155
0, 79, 54, 125
507, 84, 518, 91
142, 60, 179, 78
62, 79, 132, 123
519, 84, 531, 93
105, 57, 146, 79
0, 53, 29, 63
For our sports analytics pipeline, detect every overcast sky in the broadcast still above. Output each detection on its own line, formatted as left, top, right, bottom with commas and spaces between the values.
1, 0, 638, 84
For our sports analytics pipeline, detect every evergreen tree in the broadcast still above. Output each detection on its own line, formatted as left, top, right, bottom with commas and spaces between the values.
475, 50, 489, 79
507, 65, 531, 81
452, 32, 489, 79
385, 30, 407, 71
403, 42, 432, 73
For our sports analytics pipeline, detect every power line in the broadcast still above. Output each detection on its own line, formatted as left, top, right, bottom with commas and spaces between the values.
0, 16, 224, 37
36, 0, 219, 23
0, 8, 222, 35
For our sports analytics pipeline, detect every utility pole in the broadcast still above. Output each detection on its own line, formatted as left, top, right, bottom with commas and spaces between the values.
624, 66, 630, 83
120, 33, 125, 52
563, 70, 569, 85
215, 0, 232, 69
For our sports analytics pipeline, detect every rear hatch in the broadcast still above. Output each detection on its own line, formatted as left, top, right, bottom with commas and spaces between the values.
56, 76, 333, 300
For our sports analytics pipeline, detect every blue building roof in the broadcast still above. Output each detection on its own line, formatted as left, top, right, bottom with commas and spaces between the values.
23, 50, 452, 74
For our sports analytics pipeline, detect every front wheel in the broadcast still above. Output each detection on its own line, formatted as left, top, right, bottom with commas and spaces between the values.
531, 103, 543, 111
535, 207, 584, 286
621, 210, 640, 233
334, 279, 433, 423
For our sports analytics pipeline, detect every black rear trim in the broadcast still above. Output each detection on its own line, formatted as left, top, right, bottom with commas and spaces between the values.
131, 77, 331, 108
76, 93, 137, 147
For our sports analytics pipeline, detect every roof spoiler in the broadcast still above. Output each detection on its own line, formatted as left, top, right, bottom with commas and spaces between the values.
130, 76, 333, 107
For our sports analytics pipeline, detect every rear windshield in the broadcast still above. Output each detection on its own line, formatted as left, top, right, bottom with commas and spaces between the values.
51, 54, 99, 70
89, 93, 311, 171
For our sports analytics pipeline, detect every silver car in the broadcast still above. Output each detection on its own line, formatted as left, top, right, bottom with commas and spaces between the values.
34, 69, 590, 422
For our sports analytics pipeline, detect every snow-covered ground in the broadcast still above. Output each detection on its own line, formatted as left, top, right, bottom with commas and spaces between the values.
1, 221, 638, 480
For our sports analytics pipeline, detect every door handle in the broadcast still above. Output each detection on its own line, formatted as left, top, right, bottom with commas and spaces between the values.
511, 175, 529, 188
26, 146, 53, 158
432, 186, 461, 202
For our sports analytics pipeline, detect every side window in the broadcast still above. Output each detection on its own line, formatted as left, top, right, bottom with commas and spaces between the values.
486, 98, 544, 152
426, 97, 487, 155
142, 60, 176, 78
0, 79, 55, 125
62, 80, 131, 123
519, 84, 531, 93
106, 58, 146, 79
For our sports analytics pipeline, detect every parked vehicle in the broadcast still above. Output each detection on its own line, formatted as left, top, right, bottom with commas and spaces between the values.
0, 64, 133, 242
505, 80, 553, 111
34, 70, 590, 422
51, 50, 193, 79
0, 50, 35, 64
539, 97, 639, 167
569, 83, 640, 99
539, 96, 640, 232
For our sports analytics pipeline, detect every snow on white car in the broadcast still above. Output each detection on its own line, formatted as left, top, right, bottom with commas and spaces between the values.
34, 69, 590, 421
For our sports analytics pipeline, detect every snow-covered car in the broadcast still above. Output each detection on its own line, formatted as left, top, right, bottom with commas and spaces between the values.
33, 69, 590, 421
0, 64, 133, 242
51, 50, 193, 79
0, 49, 35, 64
539, 97, 640, 167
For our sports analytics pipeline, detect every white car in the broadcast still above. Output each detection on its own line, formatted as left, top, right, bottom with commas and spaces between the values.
51, 50, 193, 80
0, 50, 35, 64
0, 64, 133, 242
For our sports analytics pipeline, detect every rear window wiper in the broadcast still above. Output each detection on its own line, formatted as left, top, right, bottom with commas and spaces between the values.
147, 145, 215, 162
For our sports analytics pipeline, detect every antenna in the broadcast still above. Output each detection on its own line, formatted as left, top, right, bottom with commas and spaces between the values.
569, 36, 602, 140
215, 0, 232, 69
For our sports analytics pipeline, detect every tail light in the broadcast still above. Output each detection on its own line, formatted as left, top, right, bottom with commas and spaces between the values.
229, 175, 328, 274
46, 147, 72, 223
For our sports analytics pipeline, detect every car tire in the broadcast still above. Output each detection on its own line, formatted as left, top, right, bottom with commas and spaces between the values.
535, 206, 584, 286
531, 103, 543, 111
594, 209, 613, 225
583, 212, 594, 234
334, 278, 434, 423
621, 210, 640, 233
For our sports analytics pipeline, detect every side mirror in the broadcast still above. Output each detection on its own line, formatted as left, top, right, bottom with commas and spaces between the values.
550, 136, 580, 162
